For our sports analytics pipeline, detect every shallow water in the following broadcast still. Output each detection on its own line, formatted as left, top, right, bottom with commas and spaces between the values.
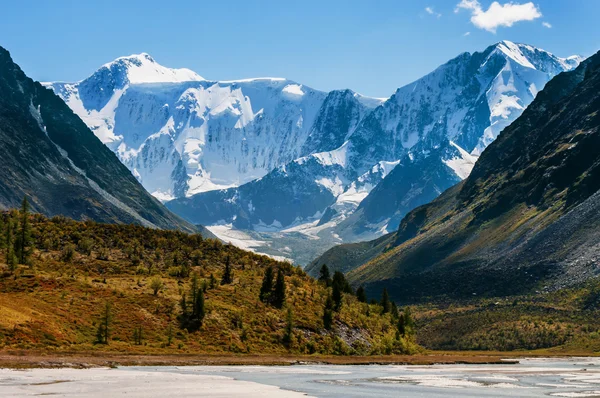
3, 358, 600, 397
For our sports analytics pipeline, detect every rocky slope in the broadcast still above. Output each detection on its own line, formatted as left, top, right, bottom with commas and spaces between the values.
312, 51, 600, 302
0, 46, 194, 232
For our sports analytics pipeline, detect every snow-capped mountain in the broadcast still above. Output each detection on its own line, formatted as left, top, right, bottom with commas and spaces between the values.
46, 56, 381, 201
166, 41, 581, 263
49, 42, 581, 264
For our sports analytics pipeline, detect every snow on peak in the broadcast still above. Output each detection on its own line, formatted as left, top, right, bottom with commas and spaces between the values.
493, 40, 582, 73
96, 53, 204, 85
495, 40, 536, 69
282, 84, 305, 97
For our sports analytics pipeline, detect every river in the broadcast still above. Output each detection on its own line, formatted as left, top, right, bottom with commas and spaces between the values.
2, 357, 600, 397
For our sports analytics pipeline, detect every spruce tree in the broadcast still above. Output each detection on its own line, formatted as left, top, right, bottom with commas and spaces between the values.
96, 301, 112, 344
5, 217, 16, 271
318, 264, 331, 286
331, 277, 343, 312
396, 313, 406, 339
15, 197, 32, 265
259, 266, 274, 304
190, 273, 199, 305
356, 286, 367, 303
323, 295, 334, 330
283, 307, 293, 347
0, 214, 4, 251
272, 268, 286, 308
221, 255, 233, 285
403, 306, 414, 336
391, 302, 399, 321
193, 290, 205, 327
180, 292, 188, 317
209, 273, 217, 289
380, 288, 391, 314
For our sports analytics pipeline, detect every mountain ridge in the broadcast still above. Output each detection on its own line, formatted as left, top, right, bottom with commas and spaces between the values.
311, 50, 600, 302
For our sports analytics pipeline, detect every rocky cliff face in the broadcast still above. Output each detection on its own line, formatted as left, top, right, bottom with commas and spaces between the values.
0, 47, 195, 232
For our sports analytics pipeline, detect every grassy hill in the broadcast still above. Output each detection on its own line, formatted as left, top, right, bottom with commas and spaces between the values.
0, 210, 417, 356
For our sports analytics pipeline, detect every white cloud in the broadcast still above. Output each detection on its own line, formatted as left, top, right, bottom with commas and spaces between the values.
542, 21, 552, 28
455, 0, 542, 33
425, 6, 442, 18
463, 31, 471, 36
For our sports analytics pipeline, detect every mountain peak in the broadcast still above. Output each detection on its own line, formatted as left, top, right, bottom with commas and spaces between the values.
490, 40, 581, 72
93, 52, 204, 85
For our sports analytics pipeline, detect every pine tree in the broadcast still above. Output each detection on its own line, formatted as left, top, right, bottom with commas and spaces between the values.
380, 288, 391, 314
323, 295, 334, 330
167, 324, 173, 346
403, 306, 414, 336
96, 301, 113, 344
15, 197, 32, 265
209, 273, 217, 289
356, 286, 367, 303
193, 290, 205, 327
318, 264, 331, 286
0, 214, 5, 251
272, 268, 286, 308
396, 313, 406, 339
180, 292, 188, 317
391, 302, 399, 321
133, 326, 143, 345
221, 255, 233, 285
5, 217, 17, 272
259, 266, 274, 304
282, 307, 293, 347
331, 276, 343, 312
191, 273, 199, 305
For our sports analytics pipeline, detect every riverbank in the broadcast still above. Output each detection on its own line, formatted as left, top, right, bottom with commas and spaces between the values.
4, 349, 596, 369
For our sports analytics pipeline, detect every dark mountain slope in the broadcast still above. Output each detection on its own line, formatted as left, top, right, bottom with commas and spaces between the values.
0, 46, 194, 232
314, 51, 600, 302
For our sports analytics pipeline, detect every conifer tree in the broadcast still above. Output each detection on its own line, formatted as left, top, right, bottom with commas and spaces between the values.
15, 197, 32, 265
283, 307, 293, 347
403, 306, 414, 336
396, 313, 406, 339
190, 273, 199, 305
323, 295, 334, 330
356, 286, 367, 303
391, 302, 399, 321
272, 268, 286, 308
380, 288, 391, 314
0, 214, 5, 251
209, 273, 217, 289
221, 255, 233, 285
96, 301, 113, 344
259, 266, 274, 303
133, 326, 143, 345
193, 290, 205, 327
318, 264, 332, 287
5, 216, 16, 271
180, 292, 188, 317
331, 276, 343, 312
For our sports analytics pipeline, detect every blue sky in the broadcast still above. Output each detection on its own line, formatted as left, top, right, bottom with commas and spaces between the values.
2, 0, 599, 97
